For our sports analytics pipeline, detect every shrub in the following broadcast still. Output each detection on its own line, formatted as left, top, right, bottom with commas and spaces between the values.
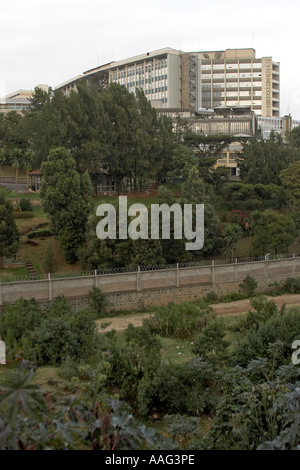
282, 277, 300, 294
226, 209, 252, 229
239, 274, 258, 297
43, 244, 56, 273
0, 295, 98, 366
30, 317, 79, 365
27, 230, 52, 239
219, 292, 248, 302
59, 356, 80, 380
136, 359, 218, 417
144, 302, 215, 339
0, 298, 42, 352
233, 307, 300, 367
267, 277, 300, 296
243, 295, 283, 331
203, 291, 220, 304
192, 319, 229, 363
88, 287, 108, 318
19, 198, 33, 212
13, 211, 34, 219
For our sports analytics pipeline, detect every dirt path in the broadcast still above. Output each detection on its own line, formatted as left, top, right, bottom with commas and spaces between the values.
96, 294, 300, 333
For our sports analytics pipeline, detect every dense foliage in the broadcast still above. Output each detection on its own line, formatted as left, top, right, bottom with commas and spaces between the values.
0, 290, 300, 450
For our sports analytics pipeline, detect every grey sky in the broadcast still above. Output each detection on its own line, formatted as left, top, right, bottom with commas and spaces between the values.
1, 0, 300, 118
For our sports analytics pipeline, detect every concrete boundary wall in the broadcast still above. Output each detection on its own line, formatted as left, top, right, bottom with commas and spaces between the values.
1, 256, 300, 311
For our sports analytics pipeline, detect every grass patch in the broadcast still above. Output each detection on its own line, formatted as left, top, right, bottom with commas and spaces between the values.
0, 266, 29, 282
17, 237, 81, 275
159, 336, 194, 365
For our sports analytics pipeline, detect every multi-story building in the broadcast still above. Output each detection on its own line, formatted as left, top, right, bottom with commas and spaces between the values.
182, 48, 280, 117
56, 47, 280, 118
0, 85, 49, 115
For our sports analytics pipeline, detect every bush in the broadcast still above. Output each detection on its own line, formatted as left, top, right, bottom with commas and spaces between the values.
233, 307, 300, 367
88, 287, 108, 318
59, 356, 80, 380
192, 319, 229, 363
13, 211, 34, 219
0, 299, 42, 354
0, 295, 98, 366
243, 295, 283, 331
267, 277, 300, 296
219, 292, 248, 302
136, 359, 218, 417
19, 198, 33, 212
203, 291, 220, 304
144, 302, 216, 339
237, 199, 264, 211
43, 244, 56, 273
27, 230, 52, 239
239, 274, 258, 297
282, 277, 300, 294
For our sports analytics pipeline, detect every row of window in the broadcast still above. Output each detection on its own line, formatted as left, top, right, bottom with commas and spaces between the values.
0, 104, 28, 109
191, 122, 253, 133
202, 91, 262, 98
115, 75, 167, 86
111, 61, 167, 79
111, 74, 167, 84
145, 87, 168, 94
201, 62, 263, 70
202, 72, 262, 79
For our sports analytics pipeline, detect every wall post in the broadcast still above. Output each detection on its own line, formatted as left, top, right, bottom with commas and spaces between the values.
137, 266, 142, 292
48, 273, 52, 301
176, 263, 180, 287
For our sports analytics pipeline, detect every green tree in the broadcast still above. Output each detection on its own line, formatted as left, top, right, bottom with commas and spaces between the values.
279, 160, 300, 207
183, 133, 234, 182
100, 83, 140, 193
24, 87, 68, 168
180, 167, 223, 257
287, 125, 300, 149
237, 133, 299, 185
133, 89, 164, 190
167, 144, 197, 182
222, 223, 243, 259
0, 195, 19, 268
252, 210, 297, 255
43, 243, 55, 273
0, 111, 31, 204
40, 148, 94, 263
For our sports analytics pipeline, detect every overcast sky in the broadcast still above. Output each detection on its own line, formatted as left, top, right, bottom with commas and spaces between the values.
1, 0, 300, 118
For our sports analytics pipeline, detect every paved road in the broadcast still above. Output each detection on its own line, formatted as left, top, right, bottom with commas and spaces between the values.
0, 182, 28, 192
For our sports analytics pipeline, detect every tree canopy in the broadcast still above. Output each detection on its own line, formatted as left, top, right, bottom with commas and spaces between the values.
40, 148, 94, 263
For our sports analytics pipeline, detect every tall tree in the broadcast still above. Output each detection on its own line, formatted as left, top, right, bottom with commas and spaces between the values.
279, 160, 300, 208
237, 132, 300, 185
24, 88, 68, 168
0, 111, 31, 203
183, 133, 234, 183
40, 148, 94, 263
222, 223, 243, 259
252, 209, 297, 256
0, 195, 19, 268
180, 166, 223, 257
100, 83, 140, 194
